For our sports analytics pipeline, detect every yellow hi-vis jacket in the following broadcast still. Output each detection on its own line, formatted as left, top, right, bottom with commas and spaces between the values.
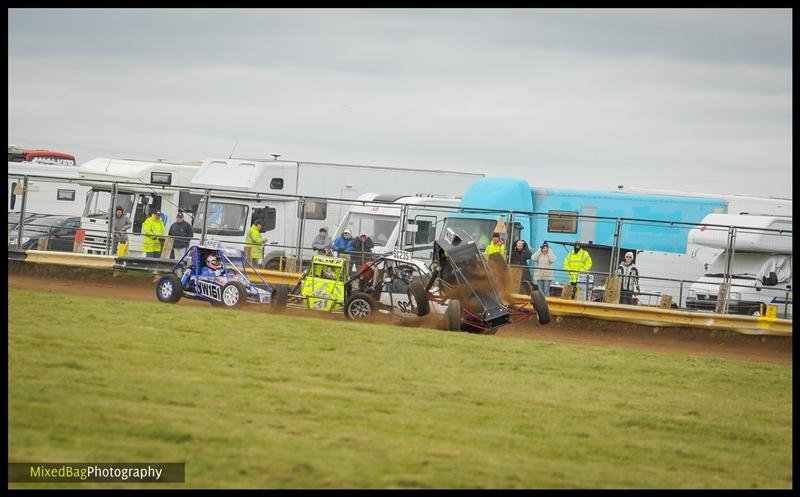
563, 248, 592, 283
484, 241, 506, 259
142, 215, 165, 254
245, 224, 265, 259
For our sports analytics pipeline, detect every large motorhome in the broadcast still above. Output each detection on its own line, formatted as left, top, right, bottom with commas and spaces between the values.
78, 156, 483, 263
684, 214, 792, 319
331, 193, 462, 261
441, 177, 728, 288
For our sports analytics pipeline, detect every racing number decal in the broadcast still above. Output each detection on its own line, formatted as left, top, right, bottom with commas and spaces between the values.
396, 298, 414, 314
197, 280, 222, 301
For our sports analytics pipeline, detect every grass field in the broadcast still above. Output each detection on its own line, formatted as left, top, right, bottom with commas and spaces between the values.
8, 288, 792, 488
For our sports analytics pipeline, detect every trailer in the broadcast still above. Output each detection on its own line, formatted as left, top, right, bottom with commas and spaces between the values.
78, 156, 483, 261
8, 161, 89, 218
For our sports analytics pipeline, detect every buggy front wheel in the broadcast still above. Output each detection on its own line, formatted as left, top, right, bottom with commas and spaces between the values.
445, 299, 462, 331
271, 284, 289, 309
221, 281, 246, 308
156, 274, 183, 303
345, 292, 377, 322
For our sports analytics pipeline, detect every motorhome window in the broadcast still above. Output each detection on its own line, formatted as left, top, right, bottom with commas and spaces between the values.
270, 178, 284, 190
412, 216, 437, 245
193, 202, 248, 236
86, 191, 134, 218
178, 190, 204, 224
298, 199, 327, 220
441, 218, 498, 251
9, 182, 17, 210
348, 213, 397, 247
251, 207, 277, 232
548, 211, 578, 233
151, 172, 172, 185
57, 189, 76, 201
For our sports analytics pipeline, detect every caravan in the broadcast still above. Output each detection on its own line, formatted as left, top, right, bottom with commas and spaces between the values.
685, 214, 792, 319
8, 160, 89, 219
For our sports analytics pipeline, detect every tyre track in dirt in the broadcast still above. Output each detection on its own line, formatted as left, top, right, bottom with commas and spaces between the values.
8, 272, 791, 365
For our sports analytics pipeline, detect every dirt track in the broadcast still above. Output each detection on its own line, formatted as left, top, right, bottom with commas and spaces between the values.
8, 271, 792, 365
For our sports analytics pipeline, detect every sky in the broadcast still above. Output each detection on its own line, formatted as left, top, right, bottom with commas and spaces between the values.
8, 8, 793, 199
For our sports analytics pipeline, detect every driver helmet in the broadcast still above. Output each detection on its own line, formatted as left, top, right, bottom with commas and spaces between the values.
206, 254, 220, 270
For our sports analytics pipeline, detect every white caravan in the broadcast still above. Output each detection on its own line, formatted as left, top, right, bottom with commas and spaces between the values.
78, 156, 483, 262
684, 214, 792, 318
331, 193, 462, 262
8, 161, 90, 218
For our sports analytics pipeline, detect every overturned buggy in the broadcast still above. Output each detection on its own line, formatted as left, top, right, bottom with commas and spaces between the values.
426, 228, 550, 333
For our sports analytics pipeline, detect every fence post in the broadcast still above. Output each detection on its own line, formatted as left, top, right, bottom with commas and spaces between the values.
295, 198, 306, 268
397, 204, 410, 250
717, 226, 737, 314
105, 182, 118, 255
200, 190, 210, 245
15, 176, 29, 249
608, 218, 622, 278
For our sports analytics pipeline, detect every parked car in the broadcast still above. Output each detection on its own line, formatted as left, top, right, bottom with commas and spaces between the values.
8, 215, 81, 251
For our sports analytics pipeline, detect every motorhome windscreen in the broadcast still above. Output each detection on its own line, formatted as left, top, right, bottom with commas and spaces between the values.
441, 218, 498, 251
348, 213, 397, 247
193, 202, 248, 236
83, 191, 134, 218
704, 252, 788, 280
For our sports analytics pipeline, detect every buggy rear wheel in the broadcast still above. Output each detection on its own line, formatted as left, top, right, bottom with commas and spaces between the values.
345, 292, 377, 322
221, 281, 246, 308
531, 288, 551, 325
445, 299, 462, 331
156, 274, 183, 303
271, 284, 289, 309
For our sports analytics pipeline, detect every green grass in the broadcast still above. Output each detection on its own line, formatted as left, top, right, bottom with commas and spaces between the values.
8, 288, 792, 489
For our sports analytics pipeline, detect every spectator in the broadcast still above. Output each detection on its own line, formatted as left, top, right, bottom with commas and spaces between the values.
332, 228, 354, 256
167, 210, 193, 259
563, 241, 593, 299
531, 242, 557, 297
111, 205, 131, 256
142, 208, 165, 258
616, 251, 640, 305
484, 232, 506, 259
311, 227, 333, 254
351, 233, 375, 267
509, 239, 533, 293
245, 220, 266, 268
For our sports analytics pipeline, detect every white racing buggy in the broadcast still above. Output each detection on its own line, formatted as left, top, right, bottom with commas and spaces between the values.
343, 248, 437, 322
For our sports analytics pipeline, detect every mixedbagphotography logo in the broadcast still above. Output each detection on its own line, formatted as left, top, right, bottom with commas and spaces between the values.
8, 463, 185, 483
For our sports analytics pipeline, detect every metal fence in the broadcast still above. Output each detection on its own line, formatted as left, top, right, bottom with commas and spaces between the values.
8, 171, 793, 319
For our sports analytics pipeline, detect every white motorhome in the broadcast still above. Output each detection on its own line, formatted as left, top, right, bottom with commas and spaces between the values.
8, 161, 90, 218
331, 193, 462, 262
78, 157, 204, 255
78, 156, 483, 262
684, 214, 792, 318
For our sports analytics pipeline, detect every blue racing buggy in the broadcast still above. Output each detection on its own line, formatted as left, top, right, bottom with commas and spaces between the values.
155, 242, 289, 309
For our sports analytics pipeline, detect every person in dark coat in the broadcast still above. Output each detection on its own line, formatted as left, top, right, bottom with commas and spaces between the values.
351, 233, 375, 267
168, 210, 194, 259
509, 239, 533, 293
